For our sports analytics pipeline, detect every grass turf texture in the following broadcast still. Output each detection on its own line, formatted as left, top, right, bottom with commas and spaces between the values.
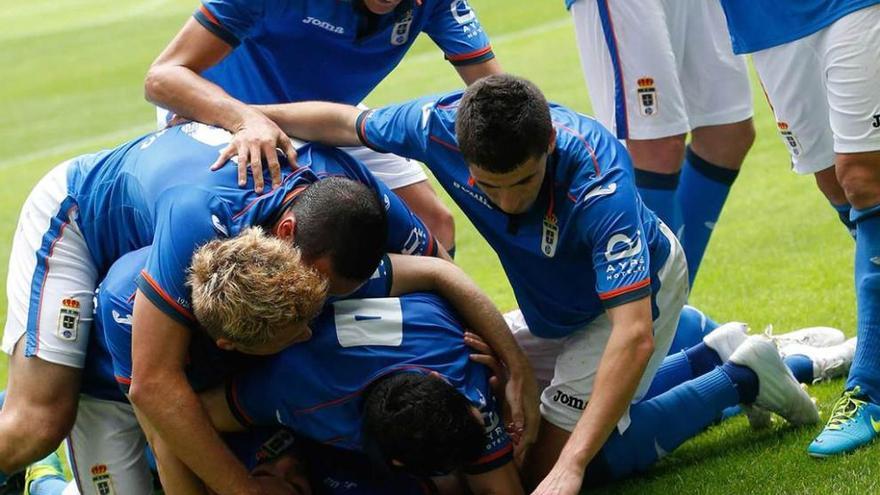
0, 1, 873, 493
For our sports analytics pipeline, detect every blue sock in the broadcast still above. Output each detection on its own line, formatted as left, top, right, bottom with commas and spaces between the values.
720, 362, 758, 404
634, 169, 682, 235
784, 354, 814, 384
845, 205, 880, 403
667, 305, 720, 354
591, 368, 739, 482
644, 342, 722, 400
677, 147, 739, 286
831, 203, 856, 239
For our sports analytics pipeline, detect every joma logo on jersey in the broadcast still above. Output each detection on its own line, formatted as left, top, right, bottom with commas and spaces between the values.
552, 390, 585, 410
636, 77, 658, 117
777, 122, 801, 156
872, 114, 880, 129
453, 181, 493, 209
302, 16, 344, 34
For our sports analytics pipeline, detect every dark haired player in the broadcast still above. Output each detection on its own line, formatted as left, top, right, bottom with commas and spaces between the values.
146, 0, 505, 254
211, 74, 695, 493
0, 121, 446, 494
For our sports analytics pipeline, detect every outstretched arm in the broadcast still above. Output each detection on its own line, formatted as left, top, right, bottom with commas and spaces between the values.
531, 297, 654, 495
146, 18, 295, 191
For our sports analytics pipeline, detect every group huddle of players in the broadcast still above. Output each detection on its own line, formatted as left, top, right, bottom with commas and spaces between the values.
1, 0, 879, 494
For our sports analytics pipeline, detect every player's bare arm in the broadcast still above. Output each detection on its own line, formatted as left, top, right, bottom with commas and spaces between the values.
128, 292, 262, 495
387, 253, 540, 458
466, 462, 525, 495
454, 58, 504, 86
530, 296, 654, 495
146, 17, 295, 192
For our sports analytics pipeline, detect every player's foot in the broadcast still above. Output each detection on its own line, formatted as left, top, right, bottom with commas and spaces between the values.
704, 322, 749, 362
729, 336, 820, 426
780, 338, 857, 384
767, 325, 846, 348
808, 386, 880, 458
24, 452, 65, 495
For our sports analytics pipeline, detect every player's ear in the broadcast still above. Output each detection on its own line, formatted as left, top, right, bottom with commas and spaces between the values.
215, 337, 236, 351
547, 127, 557, 154
274, 213, 298, 243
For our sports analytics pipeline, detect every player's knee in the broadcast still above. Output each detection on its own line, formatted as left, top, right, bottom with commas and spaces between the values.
627, 136, 686, 173
836, 153, 880, 209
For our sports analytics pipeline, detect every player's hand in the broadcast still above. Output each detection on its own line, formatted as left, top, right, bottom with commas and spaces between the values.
530, 461, 585, 495
210, 111, 297, 193
464, 332, 540, 464
249, 474, 302, 495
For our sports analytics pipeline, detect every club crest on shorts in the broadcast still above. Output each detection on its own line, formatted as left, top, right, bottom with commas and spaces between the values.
91, 464, 116, 495
636, 77, 658, 117
57, 298, 80, 341
777, 122, 801, 156
541, 213, 559, 258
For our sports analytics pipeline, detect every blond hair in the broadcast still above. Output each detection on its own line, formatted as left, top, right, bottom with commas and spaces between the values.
188, 227, 328, 347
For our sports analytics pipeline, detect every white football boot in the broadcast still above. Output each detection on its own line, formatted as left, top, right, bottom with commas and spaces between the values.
766, 325, 846, 348
703, 322, 749, 362
779, 338, 857, 384
729, 336, 820, 426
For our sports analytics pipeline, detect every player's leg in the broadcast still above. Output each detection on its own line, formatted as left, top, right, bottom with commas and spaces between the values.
667, 304, 720, 354
342, 145, 456, 254
569, 0, 689, 233
811, 5, 880, 456
521, 225, 688, 488
0, 161, 98, 481
671, 0, 755, 284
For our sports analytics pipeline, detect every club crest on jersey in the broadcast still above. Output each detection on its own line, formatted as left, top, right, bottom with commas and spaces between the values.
255, 429, 297, 463
57, 298, 80, 341
391, 9, 414, 46
541, 213, 559, 258
636, 77, 658, 117
91, 464, 116, 495
777, 122, 801, 156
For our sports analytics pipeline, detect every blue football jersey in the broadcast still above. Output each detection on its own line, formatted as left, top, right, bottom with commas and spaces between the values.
354, 92, 671, 338
66, 122, 436, 327
717, 0, 880, 54
195, 0, 494, 105
229, 293, 513, 473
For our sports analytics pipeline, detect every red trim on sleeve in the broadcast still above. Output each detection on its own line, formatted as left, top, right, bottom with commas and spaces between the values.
446, 45, 493, 62
553, 122, 601, 177
115, 376, 132, 385
473, 442, 513, 466
598, 278, 651, 301
428, 135, 460, 152
198, 5, 222, 26
229, 381, 255, 425
139, 270, 196, 322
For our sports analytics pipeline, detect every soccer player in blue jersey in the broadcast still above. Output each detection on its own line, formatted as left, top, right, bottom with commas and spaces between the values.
211, 74, 701, 493
146, 0, 503, 254
716, 0, 880, 457
563, 0, 756, 286
0, 122, 456, 494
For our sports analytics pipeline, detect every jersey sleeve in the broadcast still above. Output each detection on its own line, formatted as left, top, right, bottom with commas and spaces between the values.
355, 97, 439, 164
339, 255, 394, 300
463, 381, 513, 474
423, 0, 495, 67
376, 179, 439, 258
579, 171, 652, 309
136, 189, 232, 327
194, 0, 272, 47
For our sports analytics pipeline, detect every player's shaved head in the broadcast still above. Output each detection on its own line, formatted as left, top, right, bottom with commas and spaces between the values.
290, 177, 388, 283
361, 372, 486, 476
456, 74, 553, 174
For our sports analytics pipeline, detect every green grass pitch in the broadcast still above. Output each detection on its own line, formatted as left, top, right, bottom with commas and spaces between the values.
0, 1, 876, 493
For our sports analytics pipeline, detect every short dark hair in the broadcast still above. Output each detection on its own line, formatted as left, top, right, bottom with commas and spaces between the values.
361, 372, 486, 476
291, 177, 387, 281
456, 74, 553, 173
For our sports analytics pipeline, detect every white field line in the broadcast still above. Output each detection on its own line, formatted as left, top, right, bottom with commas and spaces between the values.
0, 16, 573, 171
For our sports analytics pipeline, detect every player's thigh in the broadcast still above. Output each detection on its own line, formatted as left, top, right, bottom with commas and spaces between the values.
3, 160, 98, 370
752, 36, 835, 175
823, 5, 880, 157
67, 395, 153, 495
503, 309, 563, 392
341, 145, 427, 190
672, 0, 753, 131
569, 0, 689, 140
